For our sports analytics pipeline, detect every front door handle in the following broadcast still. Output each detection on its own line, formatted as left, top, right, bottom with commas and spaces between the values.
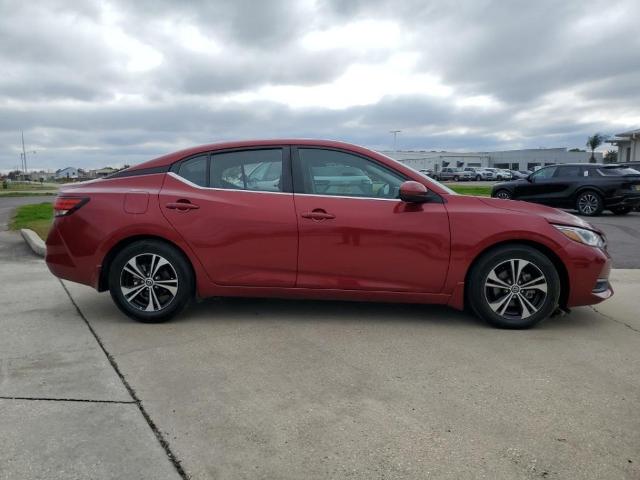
166, 200, 200, 211
301, 209, 335, 220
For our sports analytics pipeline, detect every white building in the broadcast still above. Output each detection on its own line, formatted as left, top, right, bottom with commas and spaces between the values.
381, 148, 602, 173
55, 167, 79, 179
607, 128, 640, 163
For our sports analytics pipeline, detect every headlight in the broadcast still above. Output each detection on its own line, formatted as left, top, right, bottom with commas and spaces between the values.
554, 225, 605, 248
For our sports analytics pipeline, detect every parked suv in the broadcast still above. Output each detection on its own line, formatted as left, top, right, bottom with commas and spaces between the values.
434, 167, 474, 181
492, 163, 640, 216
464, 167, 494, 181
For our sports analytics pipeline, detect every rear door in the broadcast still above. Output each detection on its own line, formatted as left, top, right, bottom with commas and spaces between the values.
160, 147, 298, 287
292, 147, 450, 292
548, 165, 584, 207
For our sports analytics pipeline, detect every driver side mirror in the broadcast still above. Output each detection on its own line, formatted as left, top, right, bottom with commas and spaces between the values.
526, 174, 533, 182
399, 181, 430, 203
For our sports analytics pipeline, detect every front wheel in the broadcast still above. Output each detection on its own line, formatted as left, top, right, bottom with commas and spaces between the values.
576, 191, 603, 216
610, 206, 632, 215
476, 175, 481, 181
108, 240, 193, 322
453, 175, 460, 181
467, 246, 560, 329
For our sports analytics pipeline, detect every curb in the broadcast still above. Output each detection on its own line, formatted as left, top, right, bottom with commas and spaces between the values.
20, 228, 46, 257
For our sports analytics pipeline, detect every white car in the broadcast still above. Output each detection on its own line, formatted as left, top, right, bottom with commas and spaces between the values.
485, 168, 512, 180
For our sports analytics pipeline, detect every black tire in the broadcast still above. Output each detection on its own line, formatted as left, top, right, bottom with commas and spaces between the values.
476, 175, 481, 181
467, 245, 560, 329
610, 206, 631, 215
453, 175, 460, 181
576, 190, 603, 216
108, 240, 193, 322
494, 189, 512, 200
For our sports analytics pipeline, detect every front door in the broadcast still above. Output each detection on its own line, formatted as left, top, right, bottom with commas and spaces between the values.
292, 147, 450, 292
160, 147, 298, 287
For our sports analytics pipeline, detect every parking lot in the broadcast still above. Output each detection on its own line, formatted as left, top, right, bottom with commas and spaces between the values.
1, 196, 639, 479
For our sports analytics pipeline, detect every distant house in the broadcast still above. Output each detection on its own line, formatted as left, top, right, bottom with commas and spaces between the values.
608, 128, 640, 163
55, 167, 79, 179
89, 167, 118, 178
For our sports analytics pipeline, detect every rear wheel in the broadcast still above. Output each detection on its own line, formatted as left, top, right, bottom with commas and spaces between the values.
467, 245, 560, 329
495, 189, 512, 199
610, 206, 631, 215
453, 175, 460, 181
576, 190, 603, 216
476, 175, 481, 181
108, 240, 193, 322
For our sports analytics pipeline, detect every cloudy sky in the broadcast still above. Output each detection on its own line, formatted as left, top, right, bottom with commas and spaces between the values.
1, 0, 639, 171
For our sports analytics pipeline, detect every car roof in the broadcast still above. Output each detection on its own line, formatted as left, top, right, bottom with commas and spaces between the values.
126, 139, 377, 171
117, 139, 452, 194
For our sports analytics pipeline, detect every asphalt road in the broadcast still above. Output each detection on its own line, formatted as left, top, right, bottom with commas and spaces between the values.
1, 196, 639, 479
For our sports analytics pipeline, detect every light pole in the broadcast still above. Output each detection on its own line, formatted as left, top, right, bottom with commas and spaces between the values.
20, 131, 36, 179
389, 130, 401, 151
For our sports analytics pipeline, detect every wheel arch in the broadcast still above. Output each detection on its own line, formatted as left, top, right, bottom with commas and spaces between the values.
573, 185, 605, 201
98, 234, 196, 292
463, 239, 570, 309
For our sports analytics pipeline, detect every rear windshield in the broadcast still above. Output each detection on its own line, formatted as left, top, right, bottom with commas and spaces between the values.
597, 167, 640, 176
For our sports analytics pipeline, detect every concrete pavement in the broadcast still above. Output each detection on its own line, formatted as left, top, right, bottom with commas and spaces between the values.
0, 231, 183, 480
1, 196, 639, 479
63, 271, 640, 480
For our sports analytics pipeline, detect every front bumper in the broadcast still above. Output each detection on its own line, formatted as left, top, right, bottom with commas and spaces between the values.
563, 241, 613, 308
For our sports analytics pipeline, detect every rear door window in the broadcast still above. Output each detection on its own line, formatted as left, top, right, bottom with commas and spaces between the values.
554, 166, 582, 177
210, 149, 283, 192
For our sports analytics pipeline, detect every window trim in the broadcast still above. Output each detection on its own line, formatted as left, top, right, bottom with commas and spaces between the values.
291, 145, 410, 200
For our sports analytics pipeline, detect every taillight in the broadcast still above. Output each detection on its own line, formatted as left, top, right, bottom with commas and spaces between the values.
54, 196, 89, 217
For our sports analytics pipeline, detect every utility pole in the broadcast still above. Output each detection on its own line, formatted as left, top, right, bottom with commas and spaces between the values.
390, 130, 401, 151
21, 130, 27, 173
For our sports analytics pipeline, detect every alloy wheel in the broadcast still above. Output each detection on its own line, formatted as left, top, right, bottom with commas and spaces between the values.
120, 253, 179, 312
496, 190, 511, 199
484, 259, 548, 320
578, 193, 599, 215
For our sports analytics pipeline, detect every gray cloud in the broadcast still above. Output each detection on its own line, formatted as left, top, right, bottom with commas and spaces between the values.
0, 0, 636, 171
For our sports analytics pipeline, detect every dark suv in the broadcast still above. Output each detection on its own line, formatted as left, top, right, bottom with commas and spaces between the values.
491, 163, 640, 216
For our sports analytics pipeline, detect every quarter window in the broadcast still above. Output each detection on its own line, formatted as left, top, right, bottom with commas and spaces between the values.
210, 149, 283, 192
296, 148, 405, 199
177, 155, 207, 187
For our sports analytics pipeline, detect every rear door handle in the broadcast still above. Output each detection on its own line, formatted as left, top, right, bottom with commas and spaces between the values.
301, 210, 335, 220
166, 201, 200, 211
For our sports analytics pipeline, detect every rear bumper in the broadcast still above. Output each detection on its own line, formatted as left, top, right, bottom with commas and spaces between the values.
604, 193, 640, 209
45, 218, 100, 289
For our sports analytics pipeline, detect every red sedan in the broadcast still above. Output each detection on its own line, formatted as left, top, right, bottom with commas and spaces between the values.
46, 140, 613, 328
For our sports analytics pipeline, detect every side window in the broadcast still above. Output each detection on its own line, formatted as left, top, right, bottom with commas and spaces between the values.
297, 148, 405, 199
210, 149, 283, 192
177, 155, 208, 187
531, 166, 557, 181
554, 166, 581, 177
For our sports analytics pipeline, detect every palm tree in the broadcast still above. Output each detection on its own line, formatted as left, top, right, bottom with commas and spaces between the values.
586, 133, 606, 163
